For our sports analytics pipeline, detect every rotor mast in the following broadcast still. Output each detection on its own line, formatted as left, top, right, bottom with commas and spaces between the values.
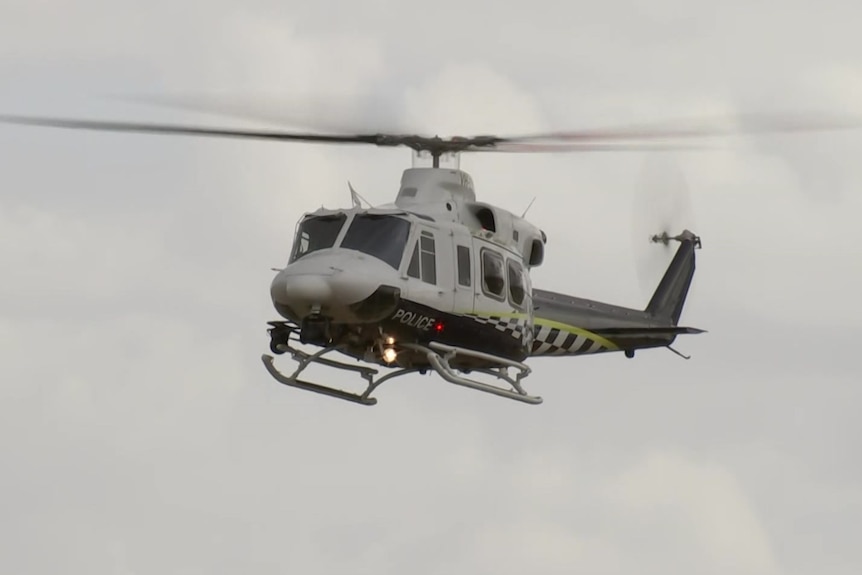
412, 148, 461, 170
399, 135, 497, 168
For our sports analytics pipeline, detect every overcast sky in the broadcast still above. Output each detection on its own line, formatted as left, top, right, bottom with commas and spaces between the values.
1, 1, 861, 574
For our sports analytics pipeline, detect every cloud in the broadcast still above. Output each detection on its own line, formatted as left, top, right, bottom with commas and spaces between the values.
1, 1, 861, 574
606, 451, 779, 575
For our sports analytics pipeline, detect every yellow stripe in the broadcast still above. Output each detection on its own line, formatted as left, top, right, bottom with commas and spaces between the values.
462, 310, 619, 351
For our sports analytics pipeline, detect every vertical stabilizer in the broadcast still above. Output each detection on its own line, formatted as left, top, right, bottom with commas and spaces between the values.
645, 231, 700, 325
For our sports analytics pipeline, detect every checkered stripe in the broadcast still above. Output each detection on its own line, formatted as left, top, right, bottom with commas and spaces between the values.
531, 324, 606, 356
467, 314, 531, 345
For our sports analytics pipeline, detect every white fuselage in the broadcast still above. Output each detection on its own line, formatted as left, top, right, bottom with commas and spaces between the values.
270, 168, 546, 329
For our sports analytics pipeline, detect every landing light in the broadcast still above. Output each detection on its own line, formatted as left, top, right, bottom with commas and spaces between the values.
382, 347, 398, 364
385, 336, 395, 345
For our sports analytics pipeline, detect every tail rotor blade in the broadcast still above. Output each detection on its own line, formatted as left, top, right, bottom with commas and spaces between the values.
631, 155, 696, 295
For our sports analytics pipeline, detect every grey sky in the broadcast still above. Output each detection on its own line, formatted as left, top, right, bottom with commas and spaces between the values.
1, 1, 861, 574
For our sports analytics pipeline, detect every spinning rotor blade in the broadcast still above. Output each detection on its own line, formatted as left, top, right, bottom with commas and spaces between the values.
0, 115, 388, 146
0, 114, 709, 154
3, 110, 860, 155
0, 115, 707, 154
631, 155, 695, 294
117, 93, 713, 145
125, 94, 862, 144
118, 92, 410, 135
476, 141, 706, 153
509, 113, 862, 144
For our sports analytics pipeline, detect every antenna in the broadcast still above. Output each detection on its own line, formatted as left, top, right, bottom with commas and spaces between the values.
348, 181, 373, 208
521, 196, 537, 218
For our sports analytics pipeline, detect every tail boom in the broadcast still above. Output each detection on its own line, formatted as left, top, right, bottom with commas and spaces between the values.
529, 231, 703, 358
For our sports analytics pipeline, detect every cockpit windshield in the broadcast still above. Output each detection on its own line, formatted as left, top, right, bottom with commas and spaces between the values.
341, 214, 411, 269
290, 214, 347, 262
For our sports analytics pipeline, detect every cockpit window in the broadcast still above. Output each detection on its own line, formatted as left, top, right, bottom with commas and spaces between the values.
291, 214, 347, 262
341, 214, 411, 269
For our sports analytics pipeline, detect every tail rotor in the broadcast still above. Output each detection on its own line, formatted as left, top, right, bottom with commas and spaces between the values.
631, 155, 697, 295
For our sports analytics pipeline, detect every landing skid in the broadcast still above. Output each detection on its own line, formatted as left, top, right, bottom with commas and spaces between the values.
404, 342, 541, 405
261, 339, 542, 406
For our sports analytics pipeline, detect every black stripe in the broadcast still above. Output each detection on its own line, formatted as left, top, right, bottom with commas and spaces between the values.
576, 338, 593, 353
546, 327, 560, 345
561, 332, 578, 350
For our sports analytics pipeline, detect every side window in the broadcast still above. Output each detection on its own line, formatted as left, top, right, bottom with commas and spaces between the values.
481, 249, 505, 299
457, 245, 471, 287
407, 231, 437, 285
507, 259, 526, 308
407, 243, 420, 279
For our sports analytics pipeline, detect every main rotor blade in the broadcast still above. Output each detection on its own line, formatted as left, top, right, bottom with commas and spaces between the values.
0, 115, 388, 146
0, 114, 720, 154
125, 96, 862, 145
471, 141, 709, 153
118, 93, 411, 135
506, 113, 862, 144
4, 111, 858, 155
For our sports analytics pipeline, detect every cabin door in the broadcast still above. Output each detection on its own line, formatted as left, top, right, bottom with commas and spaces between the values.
405, 224, 455, 312
452, 231, 475, 315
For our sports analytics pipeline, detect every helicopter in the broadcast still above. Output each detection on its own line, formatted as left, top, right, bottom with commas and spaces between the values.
2, 109, 856, 405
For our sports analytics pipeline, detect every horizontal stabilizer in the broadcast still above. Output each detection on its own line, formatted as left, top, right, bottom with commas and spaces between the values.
595, 326, 705, 340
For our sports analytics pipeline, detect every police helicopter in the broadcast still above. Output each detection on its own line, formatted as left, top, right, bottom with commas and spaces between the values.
2, 110, 856, 405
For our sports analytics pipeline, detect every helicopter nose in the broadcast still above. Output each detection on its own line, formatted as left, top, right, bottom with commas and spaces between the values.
270, 251, 402, 322
285, 274, 334, 303
270, 272, 333, 308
